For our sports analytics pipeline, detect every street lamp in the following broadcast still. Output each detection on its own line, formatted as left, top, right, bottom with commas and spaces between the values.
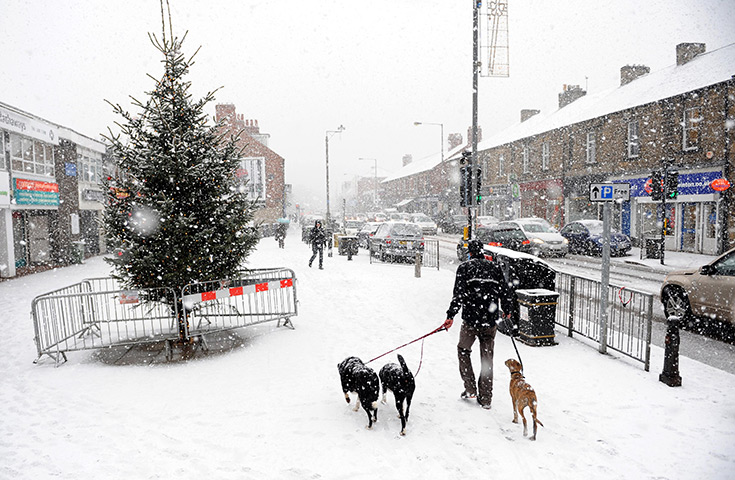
359, 157, 378, 209
413, 121, 444, 164
325, 125, 345, 225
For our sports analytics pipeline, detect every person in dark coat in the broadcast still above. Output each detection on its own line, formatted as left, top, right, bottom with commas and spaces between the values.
308, 220, 327, 269
443, 239, 515, 409
275, 222, 287, 249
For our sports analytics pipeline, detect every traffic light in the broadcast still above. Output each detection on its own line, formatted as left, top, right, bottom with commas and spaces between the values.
665, 170, 679, 199
459, 165, 471, 207
650, 171, 663, 201
475, 167, 482, 204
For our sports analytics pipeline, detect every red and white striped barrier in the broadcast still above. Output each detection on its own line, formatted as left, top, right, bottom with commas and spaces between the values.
183, 278, 294, 305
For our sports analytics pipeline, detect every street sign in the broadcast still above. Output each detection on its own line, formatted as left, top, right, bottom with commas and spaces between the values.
589, 183, 630, 202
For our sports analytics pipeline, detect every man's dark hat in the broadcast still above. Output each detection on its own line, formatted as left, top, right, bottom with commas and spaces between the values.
467, 239, 484, 255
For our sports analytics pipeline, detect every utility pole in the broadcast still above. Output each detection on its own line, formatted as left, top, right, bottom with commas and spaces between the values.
470, 0, 480, 240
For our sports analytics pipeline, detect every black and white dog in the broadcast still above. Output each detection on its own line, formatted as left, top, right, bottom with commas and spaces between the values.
337, 356, 380, 429
379, 354, 415, 435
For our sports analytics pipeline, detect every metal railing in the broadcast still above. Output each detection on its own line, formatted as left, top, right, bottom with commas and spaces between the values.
555, 271, 654, 371
182, 268, 298, 336
368, 239, 440, 270
31, 269, 298, 366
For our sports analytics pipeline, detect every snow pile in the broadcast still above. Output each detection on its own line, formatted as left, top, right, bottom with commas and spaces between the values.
1, 227, 733, 479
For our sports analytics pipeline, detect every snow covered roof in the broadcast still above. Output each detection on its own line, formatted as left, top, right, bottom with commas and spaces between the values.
478, 42, 735, 151
382, 142, 466, 183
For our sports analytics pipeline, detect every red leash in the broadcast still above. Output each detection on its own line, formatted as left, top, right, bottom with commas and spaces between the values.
366, 324, 447, 376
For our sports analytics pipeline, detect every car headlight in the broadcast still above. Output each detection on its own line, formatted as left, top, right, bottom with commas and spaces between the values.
562, 238, 569, 244
532, 238, 545, 244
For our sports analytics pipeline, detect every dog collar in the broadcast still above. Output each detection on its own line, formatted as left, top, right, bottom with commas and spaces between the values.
510, 371, 523, 376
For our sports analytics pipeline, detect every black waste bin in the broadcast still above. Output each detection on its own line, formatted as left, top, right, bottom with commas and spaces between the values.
642, 237, 664, 259
484, 246, 557, 343
515, 288, 559, 346
339, 236, 358, 257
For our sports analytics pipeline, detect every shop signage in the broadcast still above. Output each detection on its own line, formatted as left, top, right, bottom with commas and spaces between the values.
620, 170, 724, 197
0, 105, 59, 145
65, 163, 77, 177
13, 178, 60, 206
0, 172, 10, 207
710, 178, 731, 192
82, 189, 106, 202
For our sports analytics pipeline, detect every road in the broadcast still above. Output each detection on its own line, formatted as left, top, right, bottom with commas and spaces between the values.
427, 233, 735, 374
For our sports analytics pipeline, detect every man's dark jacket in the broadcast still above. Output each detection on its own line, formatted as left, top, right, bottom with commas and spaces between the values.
446, 256, 514, 329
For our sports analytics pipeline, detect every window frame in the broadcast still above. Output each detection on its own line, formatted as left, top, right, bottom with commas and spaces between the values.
585, 131, 596, 164
683, 106, 702, 151
9, 133, 55, 178
522, 146, 530, 174
541, 141, 550, 170
627, 120, 640, 158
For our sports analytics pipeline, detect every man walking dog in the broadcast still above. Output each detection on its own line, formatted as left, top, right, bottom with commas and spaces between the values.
443, 239, 514, 409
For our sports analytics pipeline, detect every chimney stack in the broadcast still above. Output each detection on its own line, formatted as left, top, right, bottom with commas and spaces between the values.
620, 65, 650, 86
402, 154, 413, 167
558, 84, 586, 109
676, 43, 706, 65
521, 109, 540, 122
448, 133, 463, 150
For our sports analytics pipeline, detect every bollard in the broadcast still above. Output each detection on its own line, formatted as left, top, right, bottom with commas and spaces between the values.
659, 315, 682, 387
415, 252, 422, 278
347, 238, 353, 261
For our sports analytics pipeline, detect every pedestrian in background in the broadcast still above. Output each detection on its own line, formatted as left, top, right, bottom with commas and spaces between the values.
443, 239, 515, 409
308, 220, 327, 269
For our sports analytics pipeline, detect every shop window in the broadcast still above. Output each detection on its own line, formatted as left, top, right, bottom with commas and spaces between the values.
627, 121, 640, 158
9, 133, 54, 178
705, 203, 716, 239
683, 107, 701, 151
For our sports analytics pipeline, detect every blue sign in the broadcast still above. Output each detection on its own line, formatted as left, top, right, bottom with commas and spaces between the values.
600, 185, 614, 199
65, 162, 77, 177
616, 170, 723, 197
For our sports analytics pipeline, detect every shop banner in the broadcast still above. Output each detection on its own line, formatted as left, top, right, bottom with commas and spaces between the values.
13, 178, 60, 206
0, 105, 59, 145
619, 170, 724, 197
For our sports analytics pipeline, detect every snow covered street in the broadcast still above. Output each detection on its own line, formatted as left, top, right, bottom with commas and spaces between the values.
1, 226, 734, 479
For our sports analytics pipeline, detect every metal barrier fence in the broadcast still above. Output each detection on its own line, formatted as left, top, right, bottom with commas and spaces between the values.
555, 271, 654, 371
32, 278, 178, 365
182, 268, 298, 336
368, 239, 440, 270
31, 269, 298, 366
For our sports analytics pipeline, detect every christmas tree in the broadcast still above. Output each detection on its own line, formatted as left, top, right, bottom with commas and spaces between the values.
103, 31, 259, 340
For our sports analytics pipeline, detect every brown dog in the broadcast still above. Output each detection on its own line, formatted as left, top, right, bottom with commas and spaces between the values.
504, 358, 544, 440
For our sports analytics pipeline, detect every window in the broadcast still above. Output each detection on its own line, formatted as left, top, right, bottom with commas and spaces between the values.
498, 154, 505, 176
522, 146, 530, 173
9, 133, 55, 177
586, 132, 596, 164
627, 121, 640, 158
542, 142, 550, 170
78, 147, 104, 184
683, 107, 702, 151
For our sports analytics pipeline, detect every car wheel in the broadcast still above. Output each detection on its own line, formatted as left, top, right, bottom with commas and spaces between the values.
662, 286, 692, 323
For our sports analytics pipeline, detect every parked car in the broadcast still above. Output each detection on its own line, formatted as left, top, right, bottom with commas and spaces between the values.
661, 247, 735, 327
500, 219, 568, 257
456, 224, 532, 261
441, 214, 468, 234
371, 221, 425, 262
374, 212, 387, 222
559, 220, 631, 256
476, 215, 500, 227
410, 213, 438, 235
357, 222, 381, 248
343, 219, 364, 236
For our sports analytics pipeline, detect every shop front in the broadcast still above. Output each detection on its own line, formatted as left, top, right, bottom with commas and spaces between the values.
613, 167, 724, 255
11, 177, 59, 268
479, 184, 512, 220
519, 178, 564, 228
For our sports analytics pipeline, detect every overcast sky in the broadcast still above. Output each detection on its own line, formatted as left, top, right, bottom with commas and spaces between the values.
2, 0, 734, 211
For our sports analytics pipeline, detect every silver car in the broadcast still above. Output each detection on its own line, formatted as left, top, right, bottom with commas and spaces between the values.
661, 247, 735, 326
500, 220, 569, 257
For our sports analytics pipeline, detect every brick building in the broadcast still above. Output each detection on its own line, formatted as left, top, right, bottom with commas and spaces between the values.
476, 42, 735, 255
215, 104, 286, 224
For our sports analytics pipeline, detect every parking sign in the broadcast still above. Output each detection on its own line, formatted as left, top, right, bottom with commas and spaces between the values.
589, 183, 630, 202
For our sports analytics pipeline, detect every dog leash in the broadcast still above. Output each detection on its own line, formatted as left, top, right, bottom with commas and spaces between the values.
510, 334, 524, 373
365, 324, 447, 375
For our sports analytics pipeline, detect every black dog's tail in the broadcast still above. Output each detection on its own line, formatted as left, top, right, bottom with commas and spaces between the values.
397, 354, 411, 375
